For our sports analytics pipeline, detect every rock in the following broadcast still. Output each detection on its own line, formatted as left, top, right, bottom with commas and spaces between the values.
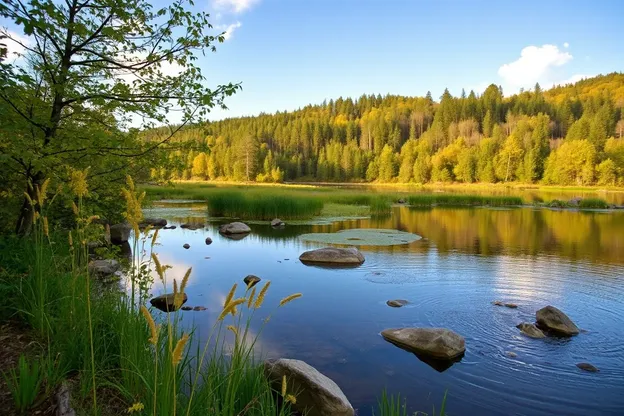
164, 225, 177, 230
568, 197, 582, 207
150, 292, 188, 312
506, 351, 518, 358
88, 259, 120, 276
219, 222, 251, 235
299, 247, 365, 266
181, 306, 193, 311
243, 275, 261, 288
264, 358, 354, 416
193, 306, 207, 311
492, 300, 504, 306
139, 218, 167, 228
516, 322, 546, 338
576, 362, 599, 372
398, 198, 406, 204
180, 222, 204, 230
386, 299, 408, 308
205, 237, 213, 245
381, 328, 465, 360
271, 218, 285, 227
183, 243, 190, 249
109, 223, 131, 244
504, 303, 518, 309
56, 382, 76, 416
536, 306, 580, 336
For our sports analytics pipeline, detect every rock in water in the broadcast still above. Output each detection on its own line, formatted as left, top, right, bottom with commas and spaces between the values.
183, 243, 190, 249
219, 222, 251, 235
180, 222, 204, 230
243, 275, 261, 288
504, 303, 518, 309
492, 300, 504, 306
516, 322, 546, 338
299, 247, 365, 266
88, 259, 120, 276
109, 223, 131, 244
506, 351, 518, 358
576, 362, 599, 372
264, 359, 354, 416
397, 198, 406, 204
386, 299, 408, 308
193, 306, 207, 311
536, 306, 580, 336
271, 218, 285, 227
381, 328, 465, 360
181, 306, 193, 311
205, 237, 213, 245
139, 218, 167, 228
150, 293, 188, 312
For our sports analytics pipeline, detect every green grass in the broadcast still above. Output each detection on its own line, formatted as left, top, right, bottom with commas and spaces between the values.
2, 355, 43, 414
205, 190, 324, 220
578, 198, 609, 209
407, 194, 523, 207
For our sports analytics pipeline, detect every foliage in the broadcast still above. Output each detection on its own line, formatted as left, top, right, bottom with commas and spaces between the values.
406, 194, 522, 207
578, 198, 609, 209
205, 190, 324, 220
2, 355, 43, 414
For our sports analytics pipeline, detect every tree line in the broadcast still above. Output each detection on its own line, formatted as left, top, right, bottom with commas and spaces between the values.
151, 73, 624, 186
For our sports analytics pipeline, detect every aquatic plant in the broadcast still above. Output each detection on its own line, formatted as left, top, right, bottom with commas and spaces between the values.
407, 194, 522, 207
300, 228, 421, 246
578, 198, 609, 209
206, 190, 324, 219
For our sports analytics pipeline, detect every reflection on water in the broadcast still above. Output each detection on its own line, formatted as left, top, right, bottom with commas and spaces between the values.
145, 203, 624, 416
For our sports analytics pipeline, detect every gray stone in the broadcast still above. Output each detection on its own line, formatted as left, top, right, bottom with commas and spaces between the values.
568, 197, 582, 207
205, 237, 213, 245
219, 222, 251, 235
504, 303, 518, 309
381, 328, 465, 360
56, 382, 76, 416
264, 358, 354, 416
299, 247, 365, 266
516, 322, 546, 339
180, 222, 204, 230
88, 259, 120, 276
181, 306, 193, 311
506, 351, 518, 358
492, 300, 504, 306
193, 306, 207, 311
271, 218, 285, 227
576, 362, 599, 372
386, 299, 408, 308
536, 306, 580, 336
109, 223, 131, 244
398, 198, 406, 204
150, 292, 188, 312
243, 275, 261, 288
183, 243, 190, 249
139, 218, 167, 228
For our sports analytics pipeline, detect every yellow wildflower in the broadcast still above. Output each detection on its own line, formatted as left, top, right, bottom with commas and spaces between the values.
23, 192, 34, 206
43, 216, 49, 237
86, 215, 100, 225
39, 178, 50, 205
254, 281, 271, 309
224, 283, 237, 308
180, 267, 192, 294
285, 394, 297, 405
69, 168, 89, 198
281, 375, 287, 396
247, 287, 257, 308
217, 298, 246, 321
151, 253, 164, 282
127, 402, 144, 413
71, 201, 79, 216
227, 325, 239, 338
151, 228, 159, 246
68, 231, 73, 248
140, 306, 158, 345
279, 293, 302, 307
33, 211, 40, 224
172, 333, 189, 366
105, 224, 111, 244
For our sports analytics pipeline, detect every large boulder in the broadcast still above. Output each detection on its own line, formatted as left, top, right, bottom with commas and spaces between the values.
219, 222, 251, 235
264, 359, 354, 416
109, 223, 131, 244
88, 259, 120, 276
139, 218, 167, 228
150, 293, 188, 312
536, 306, 579, 336
243, 275, 261, 288
299, 247, 365, 266
516, 322, 546, 339
381, 328, 465, 360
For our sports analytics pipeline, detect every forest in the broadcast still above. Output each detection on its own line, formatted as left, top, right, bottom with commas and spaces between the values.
149, 73, 624, 187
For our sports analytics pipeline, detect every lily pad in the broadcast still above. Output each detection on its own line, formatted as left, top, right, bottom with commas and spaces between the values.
299, 228, 421, 246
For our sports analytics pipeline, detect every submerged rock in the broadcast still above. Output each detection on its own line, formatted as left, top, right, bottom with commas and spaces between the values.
264, 358, 354, 416
88, 259, 120, 276
243, 275, 261, 288
181, 306, 193, 311
381, 327, 465, 360
205, 237, 213, 245
536, 306, 580, 336
299, 247, 365, 266
504, 303, 518, 309
299, 229, 420, 247
164, 225, 177, 230
576, 362, 599, 372
219, 222, 251, 235
506, 351, 518, 358
492, 300, 504, 306
183, 243, 190, 249
139, 218, 167, 228
397, 198, 406, 204
109, 223, 131, 244
516, 322, 546, 339
386, 299, 408, 308
193, 306, 207, 311
180, 222, 204, 230
150, 293, 188, 312
271, 218, 285, 227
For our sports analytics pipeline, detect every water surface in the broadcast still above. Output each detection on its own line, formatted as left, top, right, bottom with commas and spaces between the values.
145, 203, 624, 415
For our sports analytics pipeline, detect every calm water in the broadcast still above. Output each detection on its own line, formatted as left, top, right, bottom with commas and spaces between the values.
144, 203, 624, 416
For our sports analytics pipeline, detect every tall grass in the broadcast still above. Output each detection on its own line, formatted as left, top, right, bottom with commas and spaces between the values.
407, 194, 522, 207
578, 198, 609, 209
205, 190, 324, 220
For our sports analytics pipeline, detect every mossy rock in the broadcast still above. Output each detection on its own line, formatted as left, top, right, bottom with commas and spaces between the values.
299, 228, 421, 246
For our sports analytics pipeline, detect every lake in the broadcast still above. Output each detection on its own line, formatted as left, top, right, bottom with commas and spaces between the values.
143, 202, 624, 415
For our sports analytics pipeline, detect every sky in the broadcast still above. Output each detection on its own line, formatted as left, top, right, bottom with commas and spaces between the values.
2, 0, 623, 122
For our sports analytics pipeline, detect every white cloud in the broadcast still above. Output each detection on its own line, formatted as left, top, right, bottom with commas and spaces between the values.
213, 0, 259, 13
555, 74, 591, 86
563, 42, 569, 48
0, 30, 30, 61
497, 44, 582, 93
217, 21, 242, 40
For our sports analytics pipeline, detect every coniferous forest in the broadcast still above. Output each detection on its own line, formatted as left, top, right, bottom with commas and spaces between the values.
149, 73, 624, 186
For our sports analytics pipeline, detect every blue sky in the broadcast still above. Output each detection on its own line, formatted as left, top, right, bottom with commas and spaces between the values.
2, 0, 622, 122
200, 0, 623, 120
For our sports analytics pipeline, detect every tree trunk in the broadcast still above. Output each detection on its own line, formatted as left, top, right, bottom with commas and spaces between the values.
15, 172, 44, 236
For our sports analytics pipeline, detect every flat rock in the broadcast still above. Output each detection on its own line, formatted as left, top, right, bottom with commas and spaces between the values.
150, 292, 188, 312
243, 275, 261, 288
205, 237, 213, 245
110, 223, 131, 244
381, 327, 465, 360
219, 222, 251, 235
504, 303, 518, 309
183, 243, 190, 249
536, 306, 580, 336
88, 259, 120, 276
139, 218, 167, 228
181, 306, 193, 311
180, 222, 204, 230
271, 218, 285, 227
193, 306, 207, 311
576, 362, 599, 372
506, 351, 518, 358
264, 358, 354, 416
516, 322, 546, 338
164, 225, 177, 230
386, 299, 408, 308
299, 247, 365, 266
492, 300, 504, 306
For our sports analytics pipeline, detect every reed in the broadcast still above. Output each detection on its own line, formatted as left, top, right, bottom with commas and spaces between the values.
578, 198, 609, 209
205, 190, 324, 219
407, 194, 522, 207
